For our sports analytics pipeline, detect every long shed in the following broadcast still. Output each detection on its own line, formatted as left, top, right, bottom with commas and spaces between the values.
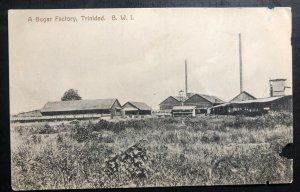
210, 95, 292, 116
40, 99, 122, 116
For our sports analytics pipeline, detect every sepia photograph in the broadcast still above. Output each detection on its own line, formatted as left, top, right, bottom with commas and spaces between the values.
9, 8, 293, 190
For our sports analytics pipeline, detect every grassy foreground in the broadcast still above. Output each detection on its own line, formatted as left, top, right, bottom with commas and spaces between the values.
11, 112, 293, 190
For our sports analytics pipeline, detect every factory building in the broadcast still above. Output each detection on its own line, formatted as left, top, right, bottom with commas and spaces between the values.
210, 95, 292, 115
210, 79, 292, 115
122, 101, 152, 115
208, 34, 292, 116
184, 93, 224, 114
159, 93, 224, 115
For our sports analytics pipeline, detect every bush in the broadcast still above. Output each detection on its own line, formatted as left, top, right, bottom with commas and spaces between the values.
94, 119, 109, 131
71, 122, 92, 143
36, 123, 57, 134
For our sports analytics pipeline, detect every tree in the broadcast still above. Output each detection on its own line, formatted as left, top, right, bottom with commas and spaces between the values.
61, 89, 82, 101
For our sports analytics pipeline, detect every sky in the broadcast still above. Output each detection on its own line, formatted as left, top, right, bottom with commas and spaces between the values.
9, 8, 292, 114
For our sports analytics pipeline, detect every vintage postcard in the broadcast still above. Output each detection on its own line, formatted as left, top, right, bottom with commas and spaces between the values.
9, 8, 292, 190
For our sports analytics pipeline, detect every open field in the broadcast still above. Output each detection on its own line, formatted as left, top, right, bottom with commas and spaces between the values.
11, 112, 293, 190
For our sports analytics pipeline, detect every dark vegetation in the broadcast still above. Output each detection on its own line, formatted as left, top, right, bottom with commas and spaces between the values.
11, 112, 293, 189
61, 89, 82, 101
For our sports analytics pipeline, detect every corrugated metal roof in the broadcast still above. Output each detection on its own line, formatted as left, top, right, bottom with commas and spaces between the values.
172, 105, 196, 110
124, 101, 152, 111
159, 96, 181, 105
160, 94, 224, 106
41, 99, 118, 112
233, 96, 284, 104
185, 94, 224, 103
210, 103, 229, 108
200, 94, 224, 103
210, 95, 291, 108
17, 110, 42, 117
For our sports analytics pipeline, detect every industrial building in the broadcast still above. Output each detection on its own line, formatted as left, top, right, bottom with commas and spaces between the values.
159, 93, 224, 114
210, 95, 292, 115
40, 98, 122, 116
159, 58, 224, 115
122, 101, 152, 115
210, 79, 292, 115
12, 34, 292, 121
208, 34, 292, 116
184, 93, 224, 114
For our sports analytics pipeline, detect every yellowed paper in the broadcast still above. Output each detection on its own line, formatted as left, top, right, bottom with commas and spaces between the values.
9, 8, 292, 190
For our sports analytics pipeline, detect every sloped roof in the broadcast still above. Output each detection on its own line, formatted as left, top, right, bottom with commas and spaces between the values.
17, 110, 42, 117
234, 96, 285, 104
159, 96, 181, 105
41, 99, 118, 112
200, 94, 224, 103
230, 91, 256, 103
123, 101, 152, 111
185, 93, 224, 104
210, 95, 291, 108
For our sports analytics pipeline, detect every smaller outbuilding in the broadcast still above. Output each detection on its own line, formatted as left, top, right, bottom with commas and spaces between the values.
172, 106, 196, 117
122, 101, 152, 115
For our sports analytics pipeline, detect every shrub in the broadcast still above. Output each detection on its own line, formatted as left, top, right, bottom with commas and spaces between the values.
94, 119, 109, 131
71, 122, 92, 143
36, 123, 57, 134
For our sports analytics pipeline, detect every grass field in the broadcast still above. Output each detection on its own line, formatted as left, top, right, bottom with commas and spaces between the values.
11, 112, 293, 190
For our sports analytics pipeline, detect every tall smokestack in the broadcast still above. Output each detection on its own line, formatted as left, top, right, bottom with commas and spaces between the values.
239, 33, 243, 93
185, 59, 188, 96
